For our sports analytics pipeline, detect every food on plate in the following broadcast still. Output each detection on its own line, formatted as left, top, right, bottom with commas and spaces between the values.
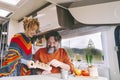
74, 69, 82, 76
81, 70, 90, 76
35, 60, 52, 71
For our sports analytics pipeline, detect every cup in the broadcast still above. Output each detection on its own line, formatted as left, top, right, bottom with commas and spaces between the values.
88, 66, 98, 77
61, 69, 69, 80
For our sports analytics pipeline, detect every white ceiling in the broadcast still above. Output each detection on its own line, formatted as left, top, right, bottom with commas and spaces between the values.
0, 0, 76, 21
0, 0, 118, 22
0, 0, 82, 21
0, 0, 47, 20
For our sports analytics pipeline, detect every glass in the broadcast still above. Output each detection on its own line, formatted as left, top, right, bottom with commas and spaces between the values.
61, 69, 69, 80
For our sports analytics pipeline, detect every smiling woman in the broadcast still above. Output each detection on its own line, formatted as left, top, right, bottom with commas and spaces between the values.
0, 17, 40, 77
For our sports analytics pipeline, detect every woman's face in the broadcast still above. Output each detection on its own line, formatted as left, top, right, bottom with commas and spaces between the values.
25, 25, 38, 38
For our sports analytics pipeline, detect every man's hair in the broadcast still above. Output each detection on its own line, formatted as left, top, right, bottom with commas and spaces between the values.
45, 30, 61, 42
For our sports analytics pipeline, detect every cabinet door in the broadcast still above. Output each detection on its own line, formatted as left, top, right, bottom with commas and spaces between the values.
114, 26, 120, 72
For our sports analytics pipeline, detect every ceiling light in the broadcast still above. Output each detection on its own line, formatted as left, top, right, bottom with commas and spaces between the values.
0, 0, 21, 5
0, 9, 10, 17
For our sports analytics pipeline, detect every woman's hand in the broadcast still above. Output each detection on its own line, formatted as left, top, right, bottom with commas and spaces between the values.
27, 60, 36, 68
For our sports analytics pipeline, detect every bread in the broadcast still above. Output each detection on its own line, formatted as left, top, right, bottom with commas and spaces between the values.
34, 60, 52, 71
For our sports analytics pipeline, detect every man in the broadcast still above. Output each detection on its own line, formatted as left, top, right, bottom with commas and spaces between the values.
34, 30, 74, 74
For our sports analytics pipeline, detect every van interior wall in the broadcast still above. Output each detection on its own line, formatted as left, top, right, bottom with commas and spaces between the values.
8, 19, 23, 45
101, 26, 120, 80
59, 26, 110, 39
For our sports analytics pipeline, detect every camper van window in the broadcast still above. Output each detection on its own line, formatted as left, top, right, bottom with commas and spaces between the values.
61, 32, 104, 66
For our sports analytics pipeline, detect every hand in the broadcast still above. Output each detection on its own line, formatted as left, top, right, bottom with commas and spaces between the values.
34, 60, 52, 71
27, 60, 36, 68
48, 59, 62, 67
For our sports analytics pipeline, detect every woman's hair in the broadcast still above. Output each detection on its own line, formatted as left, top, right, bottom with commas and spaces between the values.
23, 17, 39, 31
45, 30, 62, 42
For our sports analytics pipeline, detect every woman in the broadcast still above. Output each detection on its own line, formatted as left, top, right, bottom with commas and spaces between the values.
0, 17, 39, 76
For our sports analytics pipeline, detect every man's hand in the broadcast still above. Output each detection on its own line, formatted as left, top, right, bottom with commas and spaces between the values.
48, 59, 70, 71
48, 59, 62, 67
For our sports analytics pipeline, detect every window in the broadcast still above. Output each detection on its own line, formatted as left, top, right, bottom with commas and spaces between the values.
61, 32, 103, 63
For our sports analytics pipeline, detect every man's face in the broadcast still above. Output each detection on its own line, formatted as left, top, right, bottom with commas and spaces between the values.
47, 36, 59, 54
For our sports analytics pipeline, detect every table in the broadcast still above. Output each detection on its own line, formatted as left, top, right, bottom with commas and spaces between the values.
0, 74, 108, 80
